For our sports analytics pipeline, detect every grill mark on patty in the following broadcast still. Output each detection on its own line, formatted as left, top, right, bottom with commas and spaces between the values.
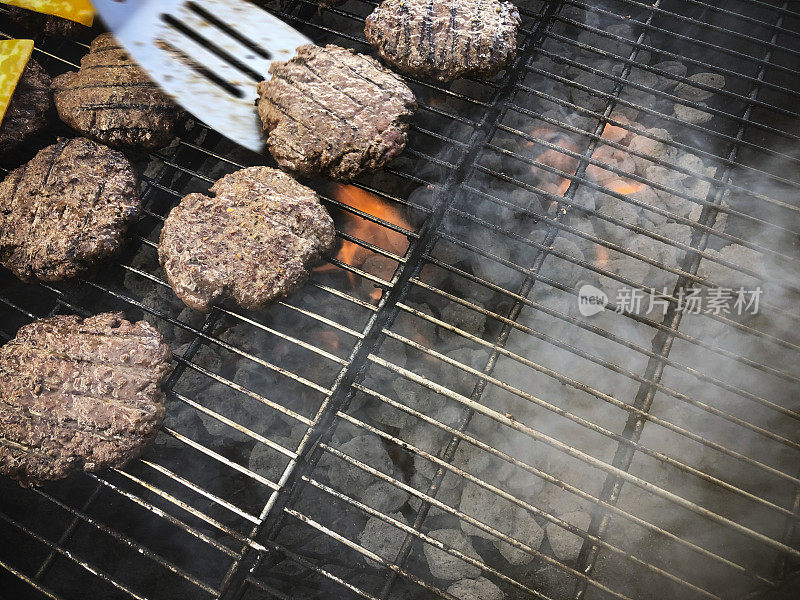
54, 82, 160, 94
421, 0, 436, 64
328, 48, 408, 92
0, 392, 149, 438
52, 33, 182, 150
22, 140, 68, 270
72, 102, 178, 115
366, 0, 519, 82
0, 313, 170, 485
75, 63, 141, 72
0, 390, 156, 431
258, 45, 416, 180
271, 72, 361, 132
10, 338, 166, 376
448, 1, 459, 68
290, 57, 385, 130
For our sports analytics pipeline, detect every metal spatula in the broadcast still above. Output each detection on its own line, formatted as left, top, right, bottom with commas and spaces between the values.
91, 0, 312, 152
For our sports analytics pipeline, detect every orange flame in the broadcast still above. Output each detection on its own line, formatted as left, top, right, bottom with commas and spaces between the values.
317, 184, 412, 302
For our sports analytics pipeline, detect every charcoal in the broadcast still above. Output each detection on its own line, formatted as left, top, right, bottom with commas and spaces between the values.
447, 577, 504, 600
423, 529, 482, 580
326, 435, 395, 492
361, 480, 410, 513
544, 238, 586, 288
248, 443, 288, 482
595, 198, 646, 244
651, 60, 688, 84
459, 483, 544, 565
586, 146, 636, 186
627, 128, 677, 173
440, 303, 487, 339
545, 510, 591, 561
673, 73, 725, 102
674, 103, 713, 124
358, 513, 408, 566
697, 244, 762, 289
627, 67, 660, 90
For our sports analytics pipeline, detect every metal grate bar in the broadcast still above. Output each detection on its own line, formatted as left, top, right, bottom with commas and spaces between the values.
32, 486, 103, 582
377, 3, 669, 596
552, 12, 800, 102
572, 5, 794, 598
507, 83, 800, 197
222, 3, 567, 598
380, 326, 800, 516
305, 466, 563, 600
86, 473, 241, 558
351, 383, 778, 588
439, 206, 800, 352
0, 559, 63, 600
328, 414, 722, 600
368, 352, 800, 559
420, 249, 798, 388
611, 0, 800, 53
523, 63, 800, 166
564, 0, 800, 74
0, 511, 206, 599
493, 105, 800, 231
282, 506, 458, 599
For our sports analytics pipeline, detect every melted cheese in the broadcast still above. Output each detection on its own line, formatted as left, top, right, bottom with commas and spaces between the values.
2, 1, 94, 27
0, 39, 34, 127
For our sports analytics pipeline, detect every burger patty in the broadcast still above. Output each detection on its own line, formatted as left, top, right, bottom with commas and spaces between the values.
0, 137, 140, 282
0, 58, 51, 156
6, 6, 86, 38
365, 0, 521, 82
159, 166, 336, 313
52, 33, 183, 150
257, 44, 417, 181
0, 312, 172, 487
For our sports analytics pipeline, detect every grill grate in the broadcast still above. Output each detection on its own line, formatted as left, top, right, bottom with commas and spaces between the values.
1, 0, 800, 599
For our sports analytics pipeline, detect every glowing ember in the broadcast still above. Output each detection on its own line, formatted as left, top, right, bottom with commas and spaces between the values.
527, 128, 580, 198
594, 244, 610, 268
607, 179, 645, 195
600, 117, 632, 144
316, 330, 341, 351
316, 184, 411, 302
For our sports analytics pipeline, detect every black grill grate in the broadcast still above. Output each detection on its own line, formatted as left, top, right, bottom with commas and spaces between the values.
1, 1, 800, 599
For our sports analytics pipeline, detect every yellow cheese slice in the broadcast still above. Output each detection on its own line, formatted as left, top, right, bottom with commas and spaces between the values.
0, 39, 34, 127
1, 1, 94, 27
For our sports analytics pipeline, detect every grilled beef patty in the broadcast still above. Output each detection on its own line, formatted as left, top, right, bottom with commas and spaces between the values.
257, 44, 417, 181
159, 166, 336, 313
0, 58, 51, 156
0, 312, 172, 486
52, 33, 183, 150
365, 0, 521, 82
6, 6, 86, 38
0, 137, 140, 282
